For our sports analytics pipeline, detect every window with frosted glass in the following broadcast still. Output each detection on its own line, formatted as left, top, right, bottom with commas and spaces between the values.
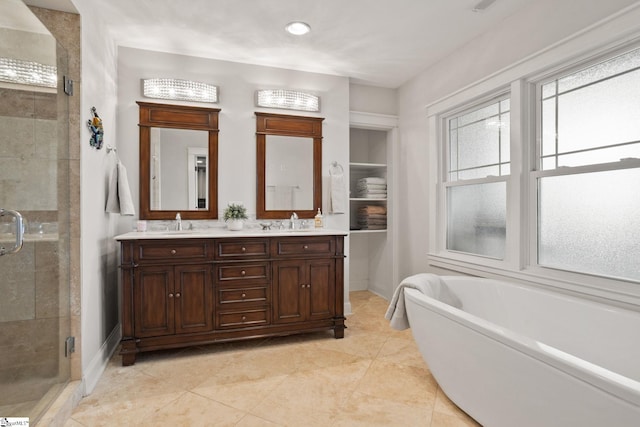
447, 182, 506, 259
446, 98, 509, 259
541, 48, 640, 169
538, 47, 640, 281
448, 98, 510, 181
538, 169, 640, 280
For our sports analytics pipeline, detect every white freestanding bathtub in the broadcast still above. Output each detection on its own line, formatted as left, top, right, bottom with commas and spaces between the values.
403, 275, 640, 427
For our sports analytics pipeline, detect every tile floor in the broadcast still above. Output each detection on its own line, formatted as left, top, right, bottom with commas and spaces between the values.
64, 291, 480, 426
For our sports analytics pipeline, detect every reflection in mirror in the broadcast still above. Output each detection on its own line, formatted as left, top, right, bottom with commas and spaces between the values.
149, 128, 208, 211
265, 135, 314, 211
256, 112, 324, 219
138, 101, 219, 220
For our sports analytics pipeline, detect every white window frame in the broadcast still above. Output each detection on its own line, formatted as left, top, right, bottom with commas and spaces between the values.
426, 17, 640, 309
438, 90, 514, 267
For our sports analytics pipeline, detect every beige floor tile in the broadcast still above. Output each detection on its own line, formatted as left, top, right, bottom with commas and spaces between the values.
193, 375, 288, 412
149, 391, 246, 426
70, 390, 185, 426
249, 360, 372, 426
235, 414, 284, 427
334, 391, 433, 427
377, 336, 429, 369
62, 418, 85, 427
304, 332, 387, 359
356, 359, 438, 405
66, 291, 481, 426
433, 387, 481, 426
430, 410, 482, 427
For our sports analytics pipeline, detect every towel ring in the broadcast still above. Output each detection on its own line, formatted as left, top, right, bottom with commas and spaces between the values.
330, 161, 344, 176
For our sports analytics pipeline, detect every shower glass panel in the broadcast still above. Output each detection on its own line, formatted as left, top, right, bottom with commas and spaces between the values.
0, 1, 71, 422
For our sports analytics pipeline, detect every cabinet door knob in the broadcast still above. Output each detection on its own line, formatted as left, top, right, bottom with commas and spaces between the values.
170, 249, 177, 255
169, 293, 174, 298
301, 284, 305, 288
307, 284, 311, 288
241, 270, 246, 276
175, 293, 181, 298
241, 247, 246, 252
241, 293, 247, 298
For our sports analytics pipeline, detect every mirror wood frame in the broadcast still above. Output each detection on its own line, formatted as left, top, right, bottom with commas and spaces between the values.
138, 101, 220, 220
256, 112, 323, 219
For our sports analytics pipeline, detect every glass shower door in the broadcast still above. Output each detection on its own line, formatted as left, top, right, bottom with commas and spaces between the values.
0, 0, 71, 421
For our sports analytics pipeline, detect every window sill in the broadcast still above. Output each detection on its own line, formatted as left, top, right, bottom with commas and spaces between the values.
428, 253, 640, 311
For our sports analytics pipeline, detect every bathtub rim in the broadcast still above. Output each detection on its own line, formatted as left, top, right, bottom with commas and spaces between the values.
404, 284, 640, 408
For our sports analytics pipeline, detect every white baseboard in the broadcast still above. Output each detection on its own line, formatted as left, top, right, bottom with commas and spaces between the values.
82, 324, 121, 395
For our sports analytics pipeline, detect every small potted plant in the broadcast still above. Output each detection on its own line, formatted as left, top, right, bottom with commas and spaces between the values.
223, 203, 248, 231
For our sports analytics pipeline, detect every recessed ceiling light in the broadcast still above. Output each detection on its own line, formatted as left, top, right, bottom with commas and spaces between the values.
285, 21, 311, 36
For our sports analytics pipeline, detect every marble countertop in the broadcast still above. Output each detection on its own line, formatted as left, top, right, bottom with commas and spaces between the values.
115, 227, 348, 241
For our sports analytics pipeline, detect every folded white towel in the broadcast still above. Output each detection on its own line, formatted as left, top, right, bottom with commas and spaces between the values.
330, 173, 347, 214
358, 177, 386, 185
357, 183, 387, 191
385, 273, 461, 330
106, 160, 136, 216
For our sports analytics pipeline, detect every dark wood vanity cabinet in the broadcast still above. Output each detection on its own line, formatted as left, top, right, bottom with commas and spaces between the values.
133, 263, 213, 338
119, 234, 345, 366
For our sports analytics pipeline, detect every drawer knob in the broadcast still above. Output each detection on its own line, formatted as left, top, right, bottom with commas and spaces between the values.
241, 293, 247, 298
241, 316, 247, 321
241, 247, 246, 252
171, 249, 177, 255
169, 293, 174, 298
303, 245, 309, 250
175, 293, 181, 298
241, 270, 246, 276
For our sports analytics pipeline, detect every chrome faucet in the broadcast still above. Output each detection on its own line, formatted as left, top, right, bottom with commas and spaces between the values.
175, 213, 182, 231
290, 212, 298, 229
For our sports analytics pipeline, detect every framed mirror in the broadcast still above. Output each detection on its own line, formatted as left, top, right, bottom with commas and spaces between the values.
138, 101, 220, 220
256, 112, 323, 219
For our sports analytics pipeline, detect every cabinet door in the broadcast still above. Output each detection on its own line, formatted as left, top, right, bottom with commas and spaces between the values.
307, 259, 335, 321
272, 260, 306, 324
174, 264, 213, 334
134, 265, 175, 337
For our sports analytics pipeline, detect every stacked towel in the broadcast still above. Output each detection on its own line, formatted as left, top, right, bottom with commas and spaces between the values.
356, 177, 387, 198
356, 205, 387, 230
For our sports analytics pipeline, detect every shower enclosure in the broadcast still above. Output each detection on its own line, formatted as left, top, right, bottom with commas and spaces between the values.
0, 0, 71, 422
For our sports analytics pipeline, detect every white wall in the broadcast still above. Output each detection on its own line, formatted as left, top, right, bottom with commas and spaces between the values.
396, 0, 640, 280
71, 0, 121, 394
350, 83, 397, 115
116, 47, 350, 232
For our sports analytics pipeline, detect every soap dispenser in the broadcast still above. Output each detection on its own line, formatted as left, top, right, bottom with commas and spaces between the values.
314, 208, 323, 228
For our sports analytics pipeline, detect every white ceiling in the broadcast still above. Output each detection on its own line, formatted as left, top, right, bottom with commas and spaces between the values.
24, 0, 538, 88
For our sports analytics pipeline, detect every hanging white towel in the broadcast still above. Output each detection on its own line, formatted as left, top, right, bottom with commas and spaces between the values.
106, 160, 136, 216
330, 173, 347, 214
385, 274, 462, 330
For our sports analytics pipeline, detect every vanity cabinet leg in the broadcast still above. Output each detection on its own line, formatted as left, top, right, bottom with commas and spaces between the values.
120, 340, 138, 366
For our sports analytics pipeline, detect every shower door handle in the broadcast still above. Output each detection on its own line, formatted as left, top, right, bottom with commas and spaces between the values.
0, 209, 24, 256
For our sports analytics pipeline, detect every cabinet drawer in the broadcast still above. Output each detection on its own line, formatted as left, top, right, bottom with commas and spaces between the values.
136, 240, 209, 262
274, 237, 335, 257
216, 239, 269, 259
217, 308, 270, 329
217, 262, 270, 282
218, 286, 269, 305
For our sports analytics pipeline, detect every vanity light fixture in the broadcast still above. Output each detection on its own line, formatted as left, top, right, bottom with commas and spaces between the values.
0, 57, 57, 88
142, 78, 219, 103
256, 89, 320, 112
285, 21, 311, 36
